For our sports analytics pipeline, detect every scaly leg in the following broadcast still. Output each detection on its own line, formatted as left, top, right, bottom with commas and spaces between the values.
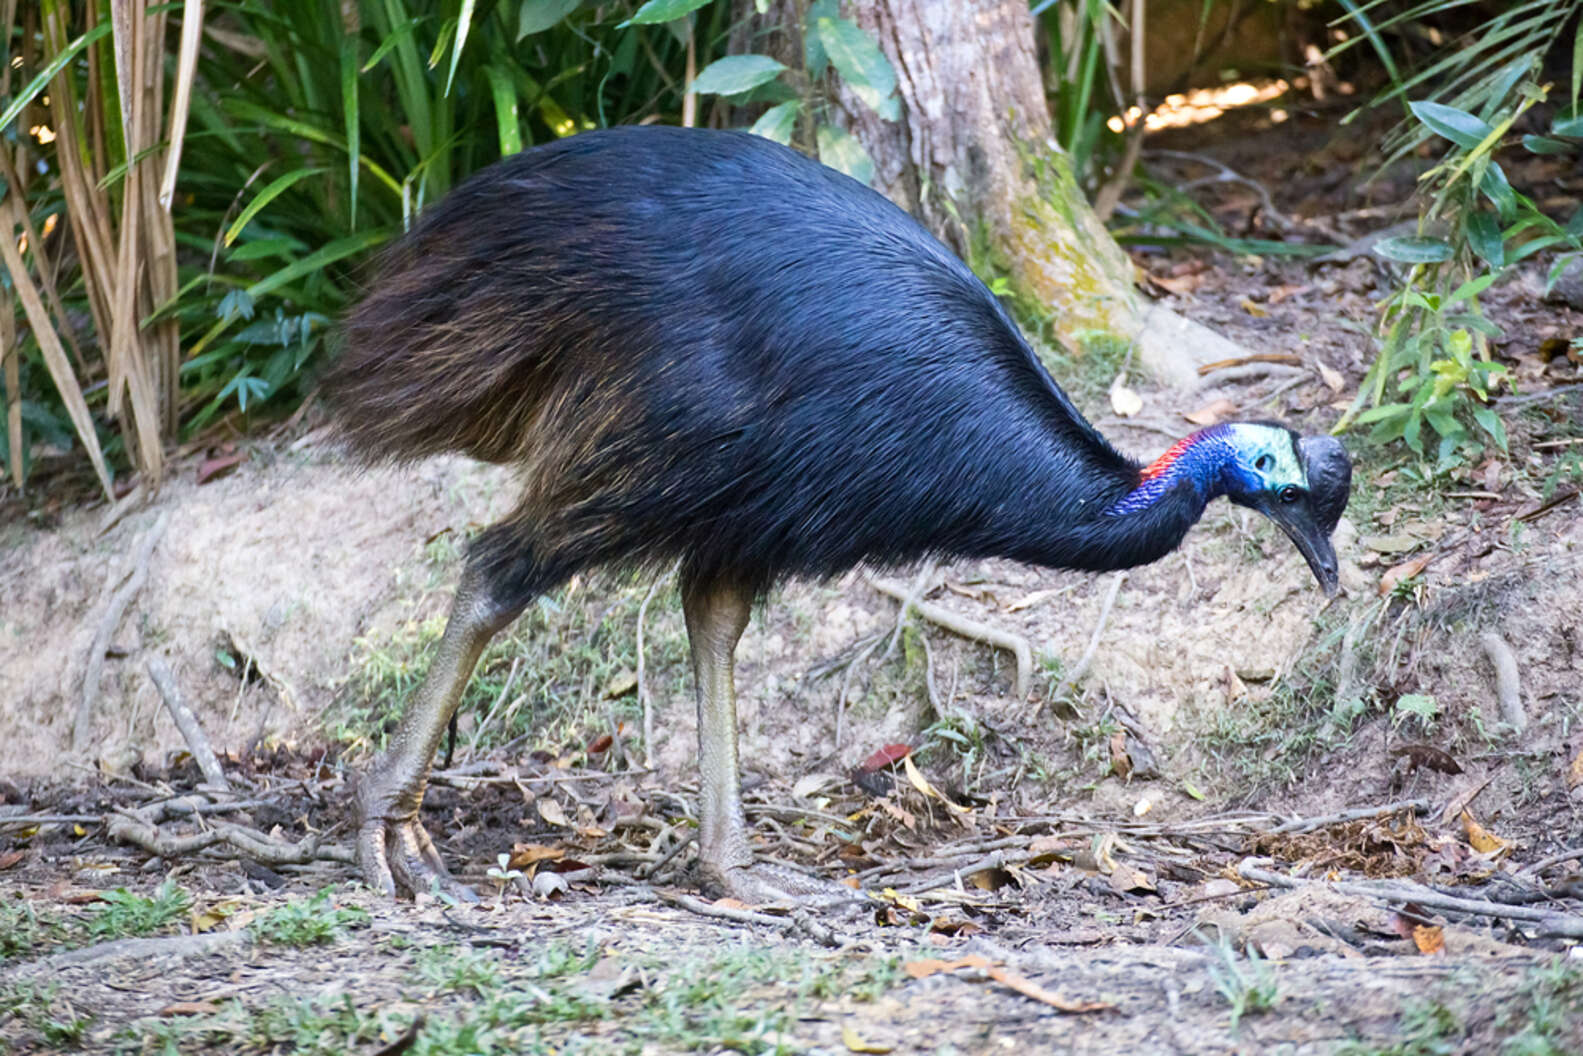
356, 558, 531, 899
682, 576, 841, 905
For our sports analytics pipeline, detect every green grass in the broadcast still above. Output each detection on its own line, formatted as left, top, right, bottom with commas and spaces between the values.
0, 981, 95, 1053
330, 565, 690, 761
119, 939, 904, 1056
0, 899, 63, 965
251, 888, 370, 947
86, 881, 192, 943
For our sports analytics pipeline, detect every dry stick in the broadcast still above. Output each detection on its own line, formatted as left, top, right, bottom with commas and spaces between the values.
1519, 846, 1583, 878
1050, 572, 1127, 704
636, 576, 663, 768
869, 578, 1033, 698
878, 560, 938, 668
1237, 859, 1583, 939
146, 656, 230, 791
649, 888, 838, 947
75, 513, 170, 752
107, 811, 355, 865
0, 814, 103, 827
1478, 631, 1526, 732
1263, 798, 1433, 835
463, 657, 523, 763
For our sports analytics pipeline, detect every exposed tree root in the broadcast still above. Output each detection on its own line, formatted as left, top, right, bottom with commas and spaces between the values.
147, 656, 230, 791
1478, 631, 1526, 732
868, 577, 1032, 698
1238, 858, 1583, 939
75, 512, 169, 751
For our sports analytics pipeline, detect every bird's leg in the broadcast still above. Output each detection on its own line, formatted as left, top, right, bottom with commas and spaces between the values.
355, 562, 525, 900
682, 578, 839, 906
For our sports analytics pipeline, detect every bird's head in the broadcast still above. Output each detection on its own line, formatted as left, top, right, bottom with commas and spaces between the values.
1219, 422, 1353, 595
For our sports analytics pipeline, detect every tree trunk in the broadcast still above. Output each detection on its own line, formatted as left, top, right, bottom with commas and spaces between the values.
739, 0, 1242, 389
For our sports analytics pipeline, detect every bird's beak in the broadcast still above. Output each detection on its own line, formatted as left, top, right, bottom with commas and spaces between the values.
1262, 500, 1341, 596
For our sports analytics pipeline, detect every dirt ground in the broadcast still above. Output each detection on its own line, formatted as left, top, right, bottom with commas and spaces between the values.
4, 97, 1583, 1054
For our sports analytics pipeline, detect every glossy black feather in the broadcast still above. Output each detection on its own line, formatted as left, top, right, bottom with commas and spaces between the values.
327, 127, 1212, 598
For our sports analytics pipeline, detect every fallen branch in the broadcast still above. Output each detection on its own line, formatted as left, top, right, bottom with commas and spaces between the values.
1049, 572, 1127, 704
147, 656, 230, 791
75, 513, 169, 751
1518, 846, 1583, 879
107, 811, 354, 866
1263, 798, 1433, 835
1195, 353, 1303, 376
869, 577, 1033, 697
636, 576, 664, 768
1238, 858, 1583, 939
1478, 631, 1526, 732
648, 887, 839, 947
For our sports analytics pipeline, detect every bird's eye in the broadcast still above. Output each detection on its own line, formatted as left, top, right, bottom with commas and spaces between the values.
1278, 485, 1301, 504
1255, 454, 1274, 473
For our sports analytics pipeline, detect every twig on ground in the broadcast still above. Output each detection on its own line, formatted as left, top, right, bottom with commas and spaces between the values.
869, 577, 1033, 698
1238, 858, 1583, 939
1478, 631, 1526, 732
1196, 353, 1304, 375
638, 827, 695, 880
1519, 846, 1583, 878
878, 560, 938, 667
1495, 383, 1583, 407
1201, 362, 1306, 385
636, 575, 664, 768
146, 656, 230, 791
648, 887, 839, 946
371, 1013, 426, 1056
107, 811, 354, 865
464, 657, 523, 763
833, 633, 884, 753
1049, 572, 1127, 705
76, 512, 169, 751
0, 813, 103, 827
1263, 798, 1433, 835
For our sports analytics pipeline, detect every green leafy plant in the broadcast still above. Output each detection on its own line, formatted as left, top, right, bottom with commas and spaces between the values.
251, 887, 370, 947
1332, 4, 1583, 466
86, 881, 191, 941
1208, 941, 1281, 1031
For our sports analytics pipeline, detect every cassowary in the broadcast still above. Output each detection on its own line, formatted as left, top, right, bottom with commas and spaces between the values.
326, 125, 1351, 904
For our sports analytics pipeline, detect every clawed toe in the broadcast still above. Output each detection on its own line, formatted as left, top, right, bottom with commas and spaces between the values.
702, 861, 855, 909
356, 814, 477, 902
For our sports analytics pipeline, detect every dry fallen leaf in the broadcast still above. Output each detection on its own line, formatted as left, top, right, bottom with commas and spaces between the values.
841, 1024, 894, 1054
1379, 553, 1433, 595
537, 800, 569, 828
1389, 743, 1463, 775
1412, 924, 1446, 956
1461, 809, 1508, 856
902, 754, 968, 814
603, 670, 638, 698
1183, 397, 1238, 427
1567, 745, 1583, 792
1109, 732, 1133, 780
1267, 283, 1310, 305
1109, 375, 1144, 417
1108, 864, 1156, 896
509, 843, 565, 870
1317, 361, 1345, 393
860, 743, 912, 773
159, 1001, 222, 1016
0, 849, 24, 870
901, 954, 1110, 1012
1240, 297, 1269, 318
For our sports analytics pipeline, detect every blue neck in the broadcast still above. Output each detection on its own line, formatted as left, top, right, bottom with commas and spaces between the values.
1105, 426, 1237, 517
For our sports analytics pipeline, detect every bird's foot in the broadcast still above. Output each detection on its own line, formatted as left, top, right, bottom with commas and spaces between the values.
355, 777, 477, 902
700, 859, 855, 909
